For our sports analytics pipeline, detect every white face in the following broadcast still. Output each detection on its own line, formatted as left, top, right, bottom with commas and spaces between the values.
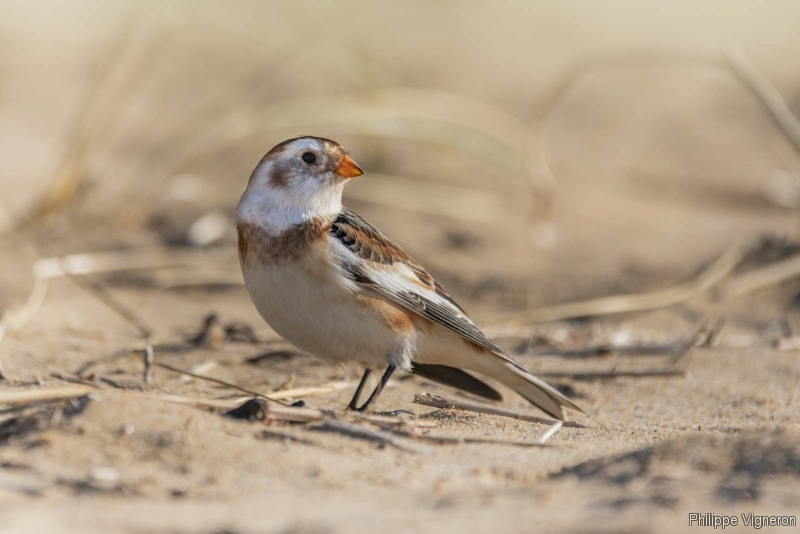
236, 137, 362, 232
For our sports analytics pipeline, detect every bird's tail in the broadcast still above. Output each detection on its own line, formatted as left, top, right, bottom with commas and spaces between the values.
482, 358, 583, 420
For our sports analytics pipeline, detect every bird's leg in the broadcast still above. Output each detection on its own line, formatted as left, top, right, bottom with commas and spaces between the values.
347, 368, 373, 410
353, 365, 396, 412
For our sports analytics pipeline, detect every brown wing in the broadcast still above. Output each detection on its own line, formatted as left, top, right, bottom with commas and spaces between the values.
331, 208, 505, 356
331, 208, 584, 419
331, 209, 465, 306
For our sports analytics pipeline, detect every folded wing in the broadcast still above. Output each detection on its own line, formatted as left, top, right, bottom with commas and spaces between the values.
329, 208, 583, 419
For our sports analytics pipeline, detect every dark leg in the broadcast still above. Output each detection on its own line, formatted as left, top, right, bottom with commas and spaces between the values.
353, 365, 396, 412
347, 368, 373, 410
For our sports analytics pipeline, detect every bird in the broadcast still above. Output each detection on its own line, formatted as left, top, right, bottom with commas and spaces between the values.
235, 136, 583, 420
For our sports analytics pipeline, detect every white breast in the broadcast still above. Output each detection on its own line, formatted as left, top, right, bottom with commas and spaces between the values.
240, 250, 406, 366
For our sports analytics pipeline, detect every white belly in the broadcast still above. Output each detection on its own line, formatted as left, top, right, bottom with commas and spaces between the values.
241, 253, 405, 365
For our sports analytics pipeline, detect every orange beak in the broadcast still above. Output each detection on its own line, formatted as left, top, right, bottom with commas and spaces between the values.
335, 155, 364, 179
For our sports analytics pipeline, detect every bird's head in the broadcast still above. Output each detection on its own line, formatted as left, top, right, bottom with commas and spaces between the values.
236, 136, 363, 230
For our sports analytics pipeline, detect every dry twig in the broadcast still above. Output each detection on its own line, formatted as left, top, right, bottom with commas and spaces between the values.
539, 421, 564, 444
777, 336, 800, 351
516, 339, 697, 358
314, 419, 432, 453
70, 277, 152, 338
25, 12, 154, 223
266, 381, 361, 401
720, 252, 800, 299
136, 391, 431, 429
179, 361, 218, 383
410, 433, 554, 448
257, 428, 320, 446
148, 360, 288, 404
143, 346, 154, 384
532, 323, 707, 381
140, 392, 250, 411
413, 393, 586, 428
488, 242, 750, 325
536, 369, 685, 380
2, 277, 49, 333
727, 47, 800, 156
0, 386, 94, 406
145, 355, 363, 405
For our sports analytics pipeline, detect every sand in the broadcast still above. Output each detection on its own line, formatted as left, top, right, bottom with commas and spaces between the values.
2, 2, 800, 532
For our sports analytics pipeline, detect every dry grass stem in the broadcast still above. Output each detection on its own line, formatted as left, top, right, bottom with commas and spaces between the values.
490, 242, 750, 325
26, 13, 163, 223
179, 361, 218, 383
147, 355, 363, 404
257, 428, 321, 446
148, 360, 288, 403
21, 247, 244, 348
6, 246, 231, 343
0, 386, 94, 406
0, 319, 6, 378
138, 391, 434, 430
537, 369, 685, 380
33, 249, 212, 279
348, 412, 438, 434
539, 421, 564, 444
265, 381, 361, 401
413, 393, 586, 428
143, 346, 154, 384
4, 277, 49, 332
515, 339, 696, 358
776, 336, 800, 351
693, 317, 727, 348
141, 392, 251, 411
719, 252, 800, 299
74, 277, 152, 338
727, 47, 800, 155
315, 419, 433, 453
532, 322, 706, 379
412, 433, 554, 448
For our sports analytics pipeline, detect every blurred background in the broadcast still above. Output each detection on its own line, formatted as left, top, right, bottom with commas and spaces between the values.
2, 2, 800, 531
2, 0, 799, 308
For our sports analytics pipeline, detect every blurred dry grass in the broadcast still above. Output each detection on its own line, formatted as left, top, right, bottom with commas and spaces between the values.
3, 1, 799, 226
2, 1, 798, 292
2, 1, 800, 533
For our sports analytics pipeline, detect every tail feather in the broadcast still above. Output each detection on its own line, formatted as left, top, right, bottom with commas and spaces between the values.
485, 359, 583, 420
411, 363, 503, 402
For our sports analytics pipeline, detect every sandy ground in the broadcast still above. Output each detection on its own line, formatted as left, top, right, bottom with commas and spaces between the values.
2, 2, 800, 533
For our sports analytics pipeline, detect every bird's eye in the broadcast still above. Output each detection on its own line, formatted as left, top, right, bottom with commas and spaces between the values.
301, 152, 317, 164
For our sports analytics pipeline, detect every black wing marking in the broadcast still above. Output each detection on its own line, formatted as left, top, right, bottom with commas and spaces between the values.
332, 209, 467, 313
340, 262, 506, 356
332, 208, 507, 355
332, 210, 554, 378
411, 363, 503, 401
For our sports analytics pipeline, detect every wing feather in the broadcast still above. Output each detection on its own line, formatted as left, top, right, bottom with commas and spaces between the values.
330, 208, 584, 418
332, 209, 504, 356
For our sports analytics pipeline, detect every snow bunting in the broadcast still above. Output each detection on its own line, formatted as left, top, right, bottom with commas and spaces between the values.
236, 136, 582, 419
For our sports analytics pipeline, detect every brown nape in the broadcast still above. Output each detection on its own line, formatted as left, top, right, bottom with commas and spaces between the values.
264, 135, 344, 157
236, 219, 332, 263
